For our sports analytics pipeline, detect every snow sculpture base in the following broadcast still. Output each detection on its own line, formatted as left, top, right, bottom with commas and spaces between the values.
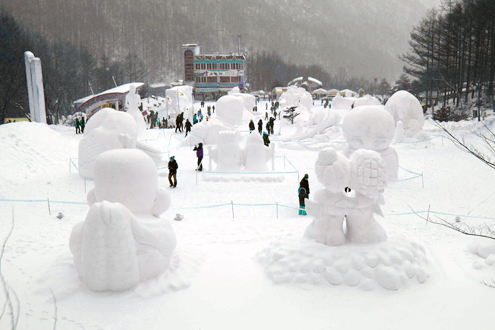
257, 236, 429, 291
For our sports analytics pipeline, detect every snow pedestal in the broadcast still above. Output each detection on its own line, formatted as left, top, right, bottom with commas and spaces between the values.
385, 90, 425, 138
70, 148, 176, 292
243, 131, 274, 172
342, 105, 399, 181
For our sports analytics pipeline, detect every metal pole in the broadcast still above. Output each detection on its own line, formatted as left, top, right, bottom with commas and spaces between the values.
231, 200, 235, 219
69, 158, 71, 173
47, 198, 51, 215
84, 179, 87, 193
276, 202, 278, 219
422, 172, 424, 189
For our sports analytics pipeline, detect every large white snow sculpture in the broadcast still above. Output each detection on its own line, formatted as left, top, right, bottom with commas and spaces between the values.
331, 92, 356, 110
242, 131, 275, 172
70, 148, 176, 291
126, 84, 147, 138
228, 87, 256, 114
207, 130, 242, 171
342, 105, 399, 181
384, 90, 425, 137
215, 95, 244, 125
78, 108, 138, 179
304, 148, 388, 246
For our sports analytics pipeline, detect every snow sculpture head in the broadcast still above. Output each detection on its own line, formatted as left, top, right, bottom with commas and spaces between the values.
305, 147, 388, 246
125, 84, 147, 138
384, 90, 425, 137
216, 95, 243, 125
70, 148, 176, 292
353, 95, 382, 108
78, 108, 138, 178
88, 149, 171, 216
342, 105, 395, 151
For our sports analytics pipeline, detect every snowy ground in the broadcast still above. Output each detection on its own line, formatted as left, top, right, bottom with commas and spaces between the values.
1, 100, 494, 330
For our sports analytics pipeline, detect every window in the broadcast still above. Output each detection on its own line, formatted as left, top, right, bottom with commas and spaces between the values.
220, 76, 230, 83
231, 76, 240, 83
207, 76, 217, 83
196, 77, 206, 83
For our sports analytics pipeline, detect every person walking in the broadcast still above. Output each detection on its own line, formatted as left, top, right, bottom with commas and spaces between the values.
257, 119, 263, 134
298, 174, 310, 215
175, 113, 181, 133
193, 142, 204, 171
74, 118, 80, 134
184, 119, 192, 137
263, 132, 270, 146
80, 117, 85, 133
168, 156, 178, 188
249, 119, 255, 133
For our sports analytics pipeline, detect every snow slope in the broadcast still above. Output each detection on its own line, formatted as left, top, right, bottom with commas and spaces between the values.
0, 101, 494, 330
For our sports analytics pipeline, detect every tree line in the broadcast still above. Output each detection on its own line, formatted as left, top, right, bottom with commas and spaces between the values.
0, 7, 147, 124
401, 0, 495, 113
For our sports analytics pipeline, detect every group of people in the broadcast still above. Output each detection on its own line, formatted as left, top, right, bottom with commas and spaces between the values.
167, 142, 204, 188
248, 119, 271, 147
74, 117, 85, 134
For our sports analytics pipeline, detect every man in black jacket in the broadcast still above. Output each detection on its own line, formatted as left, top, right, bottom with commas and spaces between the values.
299, 174, 310, 215
168, 156, 178, 187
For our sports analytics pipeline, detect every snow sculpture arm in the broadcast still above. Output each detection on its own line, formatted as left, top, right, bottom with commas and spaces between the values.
348, 149, 387, 199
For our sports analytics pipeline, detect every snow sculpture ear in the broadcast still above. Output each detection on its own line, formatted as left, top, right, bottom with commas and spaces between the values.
118, 133, 134, 149
152, 188, 172, 217
87, 188, 97, 206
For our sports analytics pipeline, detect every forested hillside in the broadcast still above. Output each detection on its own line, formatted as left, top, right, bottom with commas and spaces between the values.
3, 0, 434, 82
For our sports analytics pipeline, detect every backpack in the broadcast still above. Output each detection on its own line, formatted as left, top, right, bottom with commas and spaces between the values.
298, 187, 307, 197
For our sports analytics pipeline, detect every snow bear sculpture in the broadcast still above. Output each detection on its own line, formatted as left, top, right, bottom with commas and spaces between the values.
304, 148, 388, 246
70, 148, 176, 291
342, 105, 399, 181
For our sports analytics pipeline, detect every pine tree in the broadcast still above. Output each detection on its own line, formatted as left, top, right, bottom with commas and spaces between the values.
283, 106, 300, 124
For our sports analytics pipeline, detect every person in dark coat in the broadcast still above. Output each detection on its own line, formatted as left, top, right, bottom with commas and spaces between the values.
193, 142, 204, 171
184, 119, 192, 137
298, 174, 310, 215
80, 117, 85, 133
269, 117, 275, 135
168, 156, 178, 187
175, 113, 181, 133
74, 118, 80, 134
249, 120, 255, 133
263, 132, 270, 146
257, 119, 263, 134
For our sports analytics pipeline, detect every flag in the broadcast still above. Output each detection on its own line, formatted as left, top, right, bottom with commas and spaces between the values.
178, 91, 186, 98
166, 96, 172, 104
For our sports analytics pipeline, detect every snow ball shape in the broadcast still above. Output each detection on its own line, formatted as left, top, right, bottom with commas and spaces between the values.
305, 148, 387, 246
353, 95, 381, 108
385, 90, 425, 137
216, 95, 243, 125
70, 148, 176, 292
78, 108, 138, 179
342, 105, 395, 151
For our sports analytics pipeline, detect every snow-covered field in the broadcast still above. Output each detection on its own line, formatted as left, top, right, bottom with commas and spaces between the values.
1, 100, 494, 330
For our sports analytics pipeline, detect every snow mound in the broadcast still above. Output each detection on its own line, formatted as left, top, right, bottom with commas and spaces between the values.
0, 122, 72, 182
257, 236, 430, 291
466, 239, 495, 271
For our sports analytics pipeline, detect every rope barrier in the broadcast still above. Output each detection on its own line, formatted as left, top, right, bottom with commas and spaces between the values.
1, 198, 494, 220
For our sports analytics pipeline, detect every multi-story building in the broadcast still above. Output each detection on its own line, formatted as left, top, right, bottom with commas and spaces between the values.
181, 44, 247, 100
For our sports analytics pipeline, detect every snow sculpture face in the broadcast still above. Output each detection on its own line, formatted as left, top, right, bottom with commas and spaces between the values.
90, 149, 171, 215
384, 90, 425, 137
216, 95, 243, 125
342, 105, 395, 151
78, 108, 138, 178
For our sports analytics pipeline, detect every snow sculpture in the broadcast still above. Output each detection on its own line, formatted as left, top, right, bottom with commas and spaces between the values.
342, 105, 398, 181
353, 95, 382, 108
242, 131, 274, 171
70, 148, 176, 291
78, 108, 138, 179
24, 51, 47, 124
304, 148, 387, 246
207, 130, 242, 171
126, 84, 147, 138
279, 85, 312, 111
215, 95, 244, 125
228, 87, 256, 114
384, 90, 425, 137
331, 92, 356, 110
283, 109, 341, 141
